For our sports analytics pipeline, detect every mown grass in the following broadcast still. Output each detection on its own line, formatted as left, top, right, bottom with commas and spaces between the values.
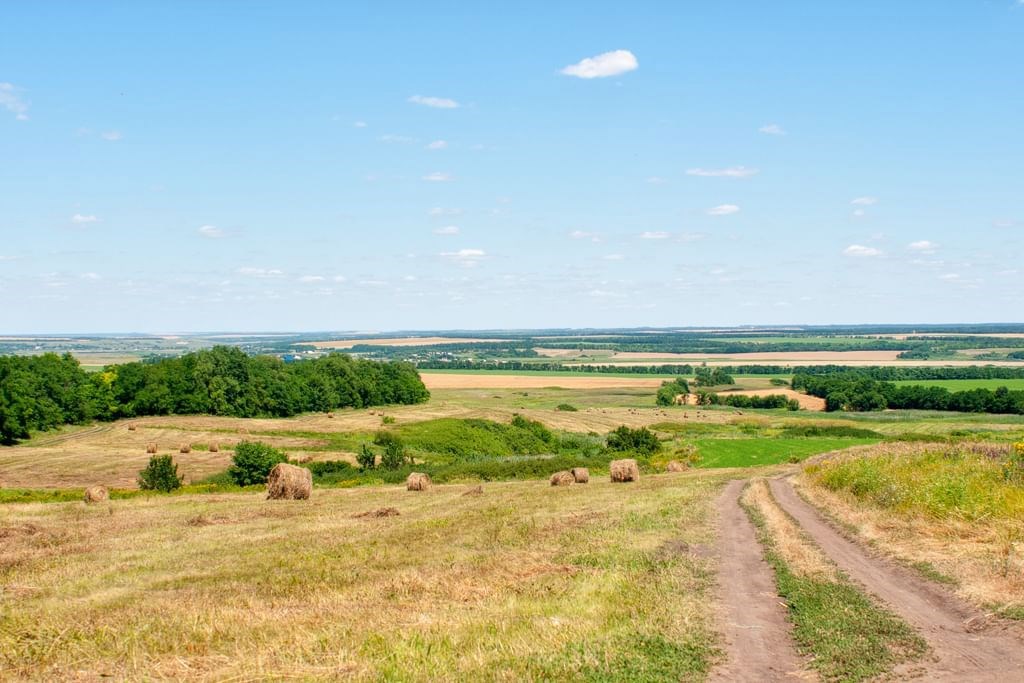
892, 379, 1024, 391
0, 473, 725, 681
694, 438, 879, 468
741, 483, 927, 681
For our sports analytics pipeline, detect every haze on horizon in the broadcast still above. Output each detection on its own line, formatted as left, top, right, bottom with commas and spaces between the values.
2, 2, 1022, 334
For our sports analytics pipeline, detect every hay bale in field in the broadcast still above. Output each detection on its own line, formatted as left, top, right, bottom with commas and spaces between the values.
209, 442, 219, 453
462, 485, 484, 496
179, 444, 191, 454
146, 442, 158, 454
550, 471, 574, 486
265, 463, 312, 500
326, 412, 334, 419
570, 467, 590, 484
406, 472, 432, 491
127, 424, 137, 432
610, 458, 640, 483
83, 485, 109, 504
353, 507, 400, 519
666, 460, 687, 473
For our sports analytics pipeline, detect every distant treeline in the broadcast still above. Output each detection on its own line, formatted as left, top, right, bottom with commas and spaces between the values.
0, 347, 428, 444
792, 373, 1024, 415
791, 365, 1024, 380
697, 392, 800, 411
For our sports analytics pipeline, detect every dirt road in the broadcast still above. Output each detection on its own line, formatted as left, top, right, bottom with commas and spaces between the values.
711, 480, 807, 681
770, 477, 1024, 681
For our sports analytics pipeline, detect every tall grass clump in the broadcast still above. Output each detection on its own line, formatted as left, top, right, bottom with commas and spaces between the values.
806, 442, 1024, 522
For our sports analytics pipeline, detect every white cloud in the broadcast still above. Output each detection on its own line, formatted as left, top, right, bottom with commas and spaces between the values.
426, 139, 448, 150
758, 123, 785, 136
71, 214, 100, 224
907, 240, 938, 253
440, 248, 486, 267
993, 219, 1018, 228
197, 225, 224, 238
843, 244, 883, 257
678, 232, 706, 243
433, 225, 460, 235
640, 231, 670, 239
332, 275, 347, 283
645, 176, 667, 184
80, 272, 101, 281
408, 95, 459, 109
852, 208, 866, 218
569, 230, 600, 242
380, 134, 414, 143
851, 196, 878, 206
100, 130, 122, 141
429, 207, 462, 216
939, 273, 960, 281
237, 267, 284, 278
298, 275, 326, 283
0, 82, 29, 120
423, 171, 452, 182
561, 50, 638, 79
353, 120, 367, 128
686, 166, 759, 178
706, 204, 740, 216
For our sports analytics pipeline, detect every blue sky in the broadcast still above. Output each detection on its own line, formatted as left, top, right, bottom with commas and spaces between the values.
2, 1, 1022, 333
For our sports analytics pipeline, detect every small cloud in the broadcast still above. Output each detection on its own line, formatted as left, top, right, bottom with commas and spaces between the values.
686, 166, 759, 178
298, 275, 326, 283
851, 196, 878, 206
426, 139, 448, 150
645, 176, 667, 184
380, 133, 414, 144
408, 95, 459, 109
80, 272, 101, 281
197, 225, 224, 239
100, 130, 122, 141
433, 225, 460, 235
852, 208, 866, 218
561, 49, 638, 79
759, 123, 786, 136
0, 82, 29, 120
569, 230, 600, 242
706, 204, 740, 216
440, 248, 486, 267
71, 214, 100, 224
332, 275, 347, 283
907, 240, 937, 253
640, 231, 670, 239
429, 207, 462, 216
843, 244, 883, 257
993, 219, 1018, 228
678, 232, 706, 243
353, 120, 368, 128
423, 171, 452, 182
939, 273, 960, 281
237, 267, 284, 278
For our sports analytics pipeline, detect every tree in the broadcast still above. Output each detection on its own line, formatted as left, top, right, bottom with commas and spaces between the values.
356, 443, 376, 470
375, 431, 409, 469
228, 441, 288, 485
138, 454, 184, 492
656, 378, 690, 406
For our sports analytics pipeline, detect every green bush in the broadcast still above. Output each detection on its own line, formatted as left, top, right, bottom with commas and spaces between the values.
375, 431, 409, 470
138, 454, 184, 492
656, 378, 691, 406
228, 441, 288, 486
555, 403, 578, 412
393, 418, 556, 461
356, 443, 376, 470
607, 426, 661, 455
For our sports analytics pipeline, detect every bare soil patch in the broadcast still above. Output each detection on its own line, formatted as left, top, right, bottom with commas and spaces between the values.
711, 480, 807, 681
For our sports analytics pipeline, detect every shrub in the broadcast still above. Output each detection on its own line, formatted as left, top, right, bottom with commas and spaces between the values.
379, 436, 409, 470
228, 441, 288, 486
656, 378, 691, 406
511, 413, 555, 445
138, 454, 184, 492
381, 415, 396, 425
607, 426, 661, 455
356, 443, 376, 470
555, 403, 578, 412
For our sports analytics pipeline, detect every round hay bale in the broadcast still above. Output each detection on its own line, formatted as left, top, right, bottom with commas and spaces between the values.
610, 458, 640, 483
127, 424, 136, 432
326, 412, 334, 419
406, 472, 432, 491
550, 471, 574, 486
209, 442, 219, 453
83, 485, 109, 504
570, 467, 590, 484
265, 463, 312, 500
179, 444, 192, 454
666, 460, 687, 473
146, 443, 158, 454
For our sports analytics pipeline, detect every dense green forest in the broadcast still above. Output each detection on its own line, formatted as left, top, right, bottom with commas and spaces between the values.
0, 347, 428, 444
792, 373, 1024, 414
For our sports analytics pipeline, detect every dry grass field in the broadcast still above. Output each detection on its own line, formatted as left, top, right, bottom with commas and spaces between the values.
0, 472, 726, 682
419, 372, 665, 390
